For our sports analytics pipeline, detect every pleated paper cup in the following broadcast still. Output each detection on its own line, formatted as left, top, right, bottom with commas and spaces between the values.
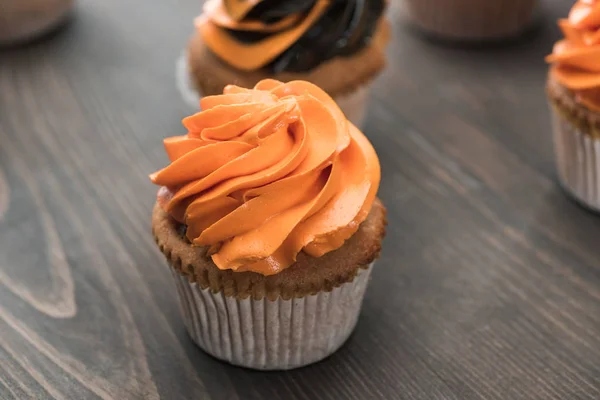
403, 0, 538, 41
170, 263, 374, 370
550, 105, 600, 211
546, 70, 600, 211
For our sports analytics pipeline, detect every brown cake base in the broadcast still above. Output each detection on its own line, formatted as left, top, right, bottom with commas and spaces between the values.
153, 198, 387, 300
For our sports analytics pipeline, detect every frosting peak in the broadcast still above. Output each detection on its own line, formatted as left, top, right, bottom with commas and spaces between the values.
546, 1, 600, 110
197, 0, 386, 73
150, 80, 380, 275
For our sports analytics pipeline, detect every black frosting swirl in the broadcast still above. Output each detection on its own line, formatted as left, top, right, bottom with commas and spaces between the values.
225, 0, 386, 73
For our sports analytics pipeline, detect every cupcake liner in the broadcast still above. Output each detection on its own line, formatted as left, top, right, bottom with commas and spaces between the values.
403, 0, 538, 41
171, 262, 374, 370
175, 52, 202, 111
0, 0, 74, 45
175, 52, 371, 128
551, 105, 600, 211
334, 85, 370, 130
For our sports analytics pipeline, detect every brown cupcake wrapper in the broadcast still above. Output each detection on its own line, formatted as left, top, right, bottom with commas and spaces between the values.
334, 85, 371, 129
172, 262, 374, 370
152, 199, 385, 301
404, 0, 538, 40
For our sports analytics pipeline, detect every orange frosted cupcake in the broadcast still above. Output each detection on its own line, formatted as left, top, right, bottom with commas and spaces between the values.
151, 79, 386, 369
546, 1, 600, 210
179, 0, 390, 128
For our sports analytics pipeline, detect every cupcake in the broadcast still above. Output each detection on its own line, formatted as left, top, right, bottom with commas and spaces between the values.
182, 0, 390, 128
546, 1, 600, 211
0, 0, 74, 45
151, 79, 386, 370
403, 0, 538, 41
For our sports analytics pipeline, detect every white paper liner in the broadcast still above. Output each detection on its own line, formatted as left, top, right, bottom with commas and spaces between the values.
175, 53, 370, 128
551, 107, 600, 211
171, 263, 374, 370
335, 86, 370, 129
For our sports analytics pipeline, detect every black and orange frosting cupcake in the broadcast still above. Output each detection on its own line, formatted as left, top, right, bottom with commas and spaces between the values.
184, 0, 390, 127
151, 79, 386, 369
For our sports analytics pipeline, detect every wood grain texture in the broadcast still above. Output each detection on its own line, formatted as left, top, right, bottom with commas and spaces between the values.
1, 0, 599, 399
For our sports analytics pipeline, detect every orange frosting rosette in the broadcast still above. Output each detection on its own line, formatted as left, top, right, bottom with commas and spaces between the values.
546, 0, 600, 111
150, 80, 380, 276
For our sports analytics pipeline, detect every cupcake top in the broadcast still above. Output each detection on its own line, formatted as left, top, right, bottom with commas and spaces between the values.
150, 80, 380, 276
546, 0, 600, 110
196, 0, 386, 73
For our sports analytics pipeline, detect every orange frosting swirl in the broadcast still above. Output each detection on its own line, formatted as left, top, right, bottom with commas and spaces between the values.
197, 0, 387, 73
546, 0, 600, 111
150, 80, 380, 276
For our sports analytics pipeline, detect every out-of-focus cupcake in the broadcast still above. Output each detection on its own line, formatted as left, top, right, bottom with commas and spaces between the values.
403, 0, 538, 41
184, 0, 390, 128
0, 0, 74, 45
546, 1, 600, 211
151, 79, 386, 370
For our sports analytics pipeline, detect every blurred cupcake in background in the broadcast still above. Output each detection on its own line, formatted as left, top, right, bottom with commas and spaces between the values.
0, 0, 74, 45
546, 1, 600, 210
403, 0, 538, 41
180, 0, 391, 127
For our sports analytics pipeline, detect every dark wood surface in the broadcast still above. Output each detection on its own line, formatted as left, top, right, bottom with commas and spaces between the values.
2, 0, 599, 399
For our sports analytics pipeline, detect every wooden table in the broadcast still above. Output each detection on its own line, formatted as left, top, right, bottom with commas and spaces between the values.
2, 1, 599, 399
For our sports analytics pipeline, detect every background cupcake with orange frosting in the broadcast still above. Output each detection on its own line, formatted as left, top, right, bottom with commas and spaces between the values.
151, 79, 386, 370
180, 0, 390, 127
546, 0, 600, 210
